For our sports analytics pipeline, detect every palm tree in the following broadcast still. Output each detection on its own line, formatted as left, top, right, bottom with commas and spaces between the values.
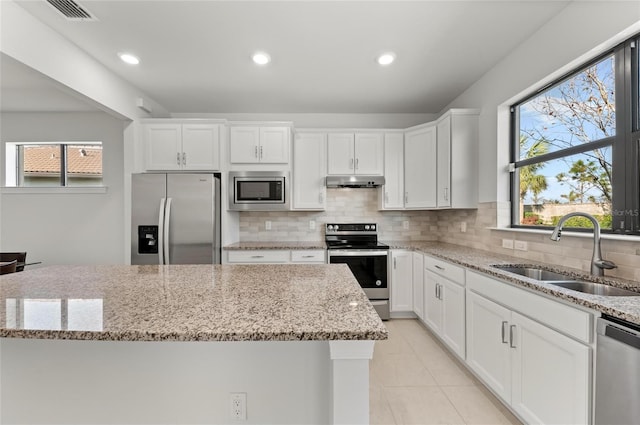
519, 135, 549, 221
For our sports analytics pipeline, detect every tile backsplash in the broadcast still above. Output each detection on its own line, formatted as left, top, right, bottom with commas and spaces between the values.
238, 188, 439, 242
238, 193, 640, 281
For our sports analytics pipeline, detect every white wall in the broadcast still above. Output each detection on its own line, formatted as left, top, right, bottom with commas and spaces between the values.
171, 112, 435, 129
443, 1, 640, 204
0, 112, 126, 265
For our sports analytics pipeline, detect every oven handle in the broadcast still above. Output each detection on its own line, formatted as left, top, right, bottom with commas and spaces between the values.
328, 250, 388, 257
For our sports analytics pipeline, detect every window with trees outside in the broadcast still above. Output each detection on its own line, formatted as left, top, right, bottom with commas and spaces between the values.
5, 142, 103, 187
511, 34, 639, 235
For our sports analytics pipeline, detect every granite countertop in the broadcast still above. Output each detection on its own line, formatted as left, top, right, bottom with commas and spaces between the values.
0, 264, 387, 342
224, 241, 326, 250
385, 240, 640, 326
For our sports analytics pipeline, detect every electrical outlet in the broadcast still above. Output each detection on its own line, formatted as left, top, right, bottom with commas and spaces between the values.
403, 221, 410, 230
514, 240, 528, 251
460, 222, 467, 233
230, 392, 247, 421
502, 239, 514, 249
265, 220, 272, 231
309, 220, 316, 230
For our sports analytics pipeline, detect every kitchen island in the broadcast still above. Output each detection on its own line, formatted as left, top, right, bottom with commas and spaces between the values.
0, 264, 387, 424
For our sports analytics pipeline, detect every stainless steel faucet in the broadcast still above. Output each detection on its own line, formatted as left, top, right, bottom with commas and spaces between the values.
550, 212, 617, 277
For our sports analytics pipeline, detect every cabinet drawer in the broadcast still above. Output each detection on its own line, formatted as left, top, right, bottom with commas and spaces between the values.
227, 250, 290, 263
291, 250, 326, 263
424, 255, 465, 284
467, 271, 593, 343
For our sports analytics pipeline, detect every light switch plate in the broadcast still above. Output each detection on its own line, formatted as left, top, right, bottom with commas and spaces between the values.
502, 239, 514, 249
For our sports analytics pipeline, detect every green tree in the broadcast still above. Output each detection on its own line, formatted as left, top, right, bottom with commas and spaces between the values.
519, 135, 549, 219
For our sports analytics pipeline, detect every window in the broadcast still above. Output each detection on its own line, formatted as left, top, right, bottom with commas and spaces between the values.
511, 34, 639, 235
5, 142, 103, 187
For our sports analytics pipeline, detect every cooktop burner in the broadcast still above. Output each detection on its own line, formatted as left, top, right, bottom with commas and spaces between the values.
324, 223, 388, 250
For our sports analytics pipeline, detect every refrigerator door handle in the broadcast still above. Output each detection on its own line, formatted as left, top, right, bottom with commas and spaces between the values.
158, 198, 166, 265
164, 197, 173, 264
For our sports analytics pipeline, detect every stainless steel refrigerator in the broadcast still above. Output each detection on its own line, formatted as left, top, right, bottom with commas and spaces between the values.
131, 173, 221, 265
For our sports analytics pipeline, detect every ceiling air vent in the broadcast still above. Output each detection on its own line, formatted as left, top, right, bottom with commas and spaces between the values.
46, 0, 96, 21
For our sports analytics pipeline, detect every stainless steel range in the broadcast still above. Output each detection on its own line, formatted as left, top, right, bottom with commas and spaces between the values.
325, 223, 390, 320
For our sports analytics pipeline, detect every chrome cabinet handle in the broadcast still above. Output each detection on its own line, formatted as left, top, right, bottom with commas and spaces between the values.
302, 255, 314, 258
501, 321, 509, 344
260, 145, 263, 159
510, 325, 517, 348
435, 265, 445, 271
182, 152, 186, 165
176, 152, 180, 165
405, 192, 408, 204
254, 145, 258, 158
251, 255, 264, 259
393, 257, 397, 269
350, 158, 354, 169
439, 284, 443, 300
355, 158, 359, 170
444, 187, 449, 201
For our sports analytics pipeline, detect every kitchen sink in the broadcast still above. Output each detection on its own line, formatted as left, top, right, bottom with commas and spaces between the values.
549, 281, 640, 297
491, 265, 573, 281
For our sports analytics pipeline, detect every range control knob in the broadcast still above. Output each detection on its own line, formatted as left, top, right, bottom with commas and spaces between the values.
375, 280, 382, 286
334, 225, 339, 230
371, 224, 376, 230
327, 225, 333, 231
364, 225, 370, 230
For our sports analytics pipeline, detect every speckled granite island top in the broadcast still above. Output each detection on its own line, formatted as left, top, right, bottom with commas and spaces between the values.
385, 240, 640, 326
0, 264, 387, 342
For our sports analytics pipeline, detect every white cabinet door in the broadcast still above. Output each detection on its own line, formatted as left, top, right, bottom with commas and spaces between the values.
354, 133, 383, 175
466, 291, 512, 403
381, 133, 404, 209
259, 127, 290, 163
327, 133, 355, 174
441, 278, 465, 358
423, 270, 442, 333
181, 124, 220, 170
145, 123, 182, 170
436, 115, 451, 208
390, 250, 413, 312
404, 125, 437, 209
292, 133, 326, 210
412, 252, 424, 320
229, 126, 260, 163
510, 312, 590, 425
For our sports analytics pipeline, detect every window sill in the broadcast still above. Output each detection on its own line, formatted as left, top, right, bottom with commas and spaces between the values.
488, 226, 640, 242
0, 187, 108, 194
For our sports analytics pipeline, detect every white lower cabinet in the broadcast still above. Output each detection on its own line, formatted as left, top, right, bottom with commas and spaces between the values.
466, 272, 591, 425
412, 252, 424, 320
390, 250, 413, 313
423, 269, 466, 358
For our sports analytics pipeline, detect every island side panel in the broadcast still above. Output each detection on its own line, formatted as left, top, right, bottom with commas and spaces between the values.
1, 338, 331, 424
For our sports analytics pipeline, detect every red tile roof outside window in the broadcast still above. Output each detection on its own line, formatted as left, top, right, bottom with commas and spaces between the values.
23, 145, 102, 177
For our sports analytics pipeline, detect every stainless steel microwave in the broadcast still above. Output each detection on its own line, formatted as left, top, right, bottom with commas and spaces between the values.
228, 171, 289, 211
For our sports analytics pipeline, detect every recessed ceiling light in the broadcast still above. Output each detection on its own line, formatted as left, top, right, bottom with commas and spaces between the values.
252, 52, 271, 66
118, 52, 140, 65
377, 52, 396, 66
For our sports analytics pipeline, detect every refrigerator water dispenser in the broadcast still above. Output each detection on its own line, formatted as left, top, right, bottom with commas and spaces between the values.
138, 225, 159, 254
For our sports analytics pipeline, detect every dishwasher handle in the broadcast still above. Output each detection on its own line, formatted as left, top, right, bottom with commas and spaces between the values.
604, 324, 640, 349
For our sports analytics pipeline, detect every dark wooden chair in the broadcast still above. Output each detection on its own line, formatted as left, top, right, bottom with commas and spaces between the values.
0, 252, 27, 272
0, 260, 18, 275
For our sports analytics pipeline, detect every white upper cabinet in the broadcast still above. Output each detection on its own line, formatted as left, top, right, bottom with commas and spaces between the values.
380, 133, 404, 209
292, 132, 327, 210
229, 126, 290, 164
436, 110, 479, 209
404, 124, 437, 209
144, 121, 220, 171
327, 132, 383, 175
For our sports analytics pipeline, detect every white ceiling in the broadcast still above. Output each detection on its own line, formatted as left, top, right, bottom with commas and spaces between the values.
2, 0, 571, 114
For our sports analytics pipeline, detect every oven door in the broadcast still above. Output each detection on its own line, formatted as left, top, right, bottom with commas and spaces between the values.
328, 250, 389, 300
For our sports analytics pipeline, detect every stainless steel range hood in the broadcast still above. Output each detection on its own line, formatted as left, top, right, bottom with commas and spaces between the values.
325, 175, 385, 188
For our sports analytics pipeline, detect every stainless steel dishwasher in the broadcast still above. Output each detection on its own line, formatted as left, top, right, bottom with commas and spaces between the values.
595, 316, 640, 425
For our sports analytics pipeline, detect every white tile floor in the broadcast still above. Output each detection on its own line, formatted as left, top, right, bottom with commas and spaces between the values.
370, 319, 523, 425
